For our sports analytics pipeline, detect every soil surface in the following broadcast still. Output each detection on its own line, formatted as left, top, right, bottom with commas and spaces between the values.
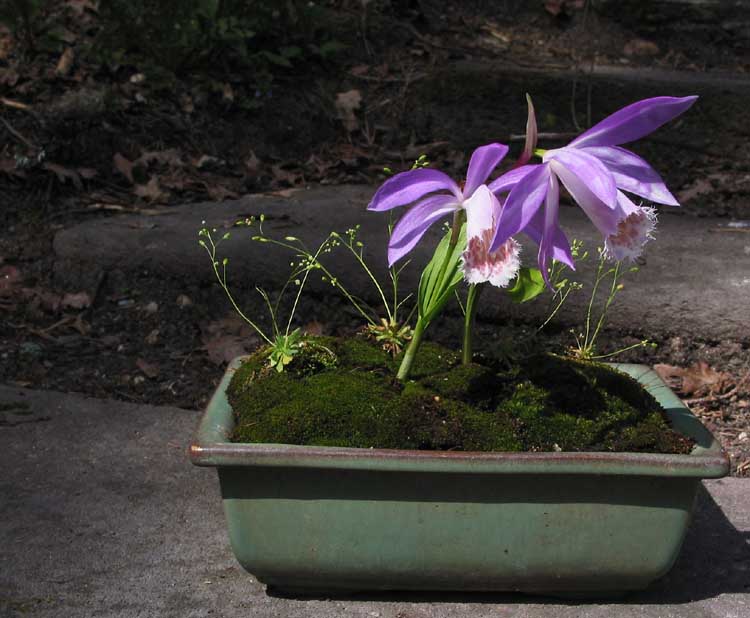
1, 2, 748, 473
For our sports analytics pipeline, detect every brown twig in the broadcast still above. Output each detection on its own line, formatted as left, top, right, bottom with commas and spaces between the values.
1, 97, 32, 112
0, 116, 37, 150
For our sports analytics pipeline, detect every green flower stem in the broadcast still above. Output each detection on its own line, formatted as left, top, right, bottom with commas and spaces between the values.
397, 318, 426, 381
462, 283, 484, 365
396, 211, 465, 381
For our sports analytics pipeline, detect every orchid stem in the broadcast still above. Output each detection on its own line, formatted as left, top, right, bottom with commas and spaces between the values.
462, 283, 484, 365
397, 318, 425, 381
396, 211, 464, 381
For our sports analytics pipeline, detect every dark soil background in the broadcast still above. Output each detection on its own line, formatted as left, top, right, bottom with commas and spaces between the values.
1, 0, 748, 474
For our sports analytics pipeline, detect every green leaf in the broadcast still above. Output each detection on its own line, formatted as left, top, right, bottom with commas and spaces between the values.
280, 45, 302, 59
417, 224, 466, 323
507, 267, 546, 303
261, 50, 292, 68
318, 40, 346, 58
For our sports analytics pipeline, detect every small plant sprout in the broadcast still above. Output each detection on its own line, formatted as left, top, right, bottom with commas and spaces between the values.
209, 216, 414, 359
198, 219, 335, 372
536, 240, 656, 361
569, 248, 656, 360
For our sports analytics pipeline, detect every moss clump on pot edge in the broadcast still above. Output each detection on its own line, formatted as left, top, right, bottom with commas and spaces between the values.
227, 335, 694, 454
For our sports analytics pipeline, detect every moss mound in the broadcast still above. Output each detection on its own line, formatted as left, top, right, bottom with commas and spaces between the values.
227, 336, 694, 454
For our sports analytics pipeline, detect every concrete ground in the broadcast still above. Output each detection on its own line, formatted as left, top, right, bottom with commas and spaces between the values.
1, 385, 748, 618
53, 185, 750, 343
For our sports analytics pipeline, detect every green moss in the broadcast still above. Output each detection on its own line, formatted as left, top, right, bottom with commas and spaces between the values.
227, 337, 694, 455
403, 341, 460, 379
421, 363, 498, 406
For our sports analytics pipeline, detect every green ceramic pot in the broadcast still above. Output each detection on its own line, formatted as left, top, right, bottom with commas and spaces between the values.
190, 361, 728, 596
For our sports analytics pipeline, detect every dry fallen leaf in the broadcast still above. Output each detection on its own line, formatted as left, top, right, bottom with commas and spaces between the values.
271, 164, 302, 187
302, 320, 325, 336
681, 362, 731, 397
61, 291, 92, 309
136, 358, 160, 379
244, 150, 261, 174
623, 38, 660, 57
222, 82, 234, 102
544, 0, 583, 16
137, 149, 183, 168
31, 288, 62, 312
201, 314, 260, 365
335, 89, 362, 132
55, 47, 75, 77
145, 329, 160, 345
0, 265, 21, 295
113, 152, 135, 184
179, 93, 194, 114
78, 167, 97, 179
654, 362, 732, 397
134, 176, 167, 202
43, 163, 82, 189
206, 184, 239, 201
72, 313, 91, 335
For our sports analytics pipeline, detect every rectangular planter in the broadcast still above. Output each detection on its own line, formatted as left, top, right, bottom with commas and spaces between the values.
189, 361, 729, 596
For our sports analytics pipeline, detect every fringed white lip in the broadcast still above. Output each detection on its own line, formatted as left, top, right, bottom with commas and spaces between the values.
463, 231, 521, 288
604, 206, 657, 262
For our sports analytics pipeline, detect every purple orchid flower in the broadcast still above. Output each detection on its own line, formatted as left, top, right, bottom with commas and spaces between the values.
488, 95, 698, 282
368, 144, 520, 287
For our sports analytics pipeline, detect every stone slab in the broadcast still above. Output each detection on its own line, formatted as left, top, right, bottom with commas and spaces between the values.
1, 385, 749, 617
53, 185, 750, 342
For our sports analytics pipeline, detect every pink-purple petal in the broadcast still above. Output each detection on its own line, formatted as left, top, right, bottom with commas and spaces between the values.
464, 185, 501, 241
614, 190, 639, 219
387, 194, 459, 266
488, 164, 540, 195
539, 174, 561, 288
581, 146, 679, 206
525, 208, 575, 269
490, 163, 550, 252
550, 159, 621, 236
544, 148, 617, 207
464, 143, 510, 197
368, 168, 462, 212
518, 93, 538, 167
569, 96, 698, 149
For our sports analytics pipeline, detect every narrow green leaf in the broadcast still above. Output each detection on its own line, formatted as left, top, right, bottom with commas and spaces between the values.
418, 224, 467, 322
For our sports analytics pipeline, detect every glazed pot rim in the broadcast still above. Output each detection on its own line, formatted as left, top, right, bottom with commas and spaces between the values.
189, 358, 729, 478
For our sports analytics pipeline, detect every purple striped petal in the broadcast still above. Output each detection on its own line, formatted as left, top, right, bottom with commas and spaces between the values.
549, 158, 621, 236
488, 164, 540, 195
539, 174, 561, 288
581, 146, 679, 206
490, 164, 550, 252
544, 148, 617, 208
569, 96, 698, 148
614, 190, 639, 219
368, 168, 461, 212
387, 194, 459, 266
525, 208, 575, 269
464, 143, 510, 197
